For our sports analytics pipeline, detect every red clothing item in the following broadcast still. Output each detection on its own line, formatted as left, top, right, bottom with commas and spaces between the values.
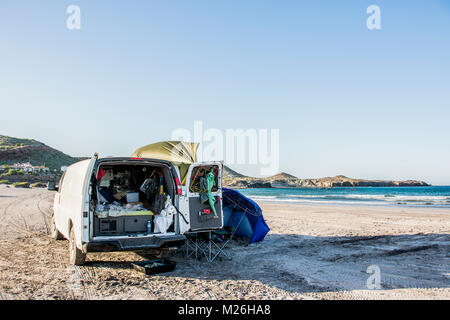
97, 168, 106, 180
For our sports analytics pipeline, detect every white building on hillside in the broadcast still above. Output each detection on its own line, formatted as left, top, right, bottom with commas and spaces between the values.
11, 162, 49, 173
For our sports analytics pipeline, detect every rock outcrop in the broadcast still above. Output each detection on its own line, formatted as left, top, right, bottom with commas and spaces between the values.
223, 166, 430, 189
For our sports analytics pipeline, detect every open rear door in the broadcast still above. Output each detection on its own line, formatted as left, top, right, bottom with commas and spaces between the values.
184, 161, 223, 232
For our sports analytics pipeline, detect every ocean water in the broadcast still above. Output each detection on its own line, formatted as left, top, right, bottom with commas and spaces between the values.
238, 186, 450, 208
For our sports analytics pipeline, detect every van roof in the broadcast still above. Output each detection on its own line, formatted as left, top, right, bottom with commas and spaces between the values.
66, 157, 177, 173
96, 156, 174, 165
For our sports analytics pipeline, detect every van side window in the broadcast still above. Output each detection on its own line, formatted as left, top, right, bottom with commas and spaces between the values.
189, 165, 219, 193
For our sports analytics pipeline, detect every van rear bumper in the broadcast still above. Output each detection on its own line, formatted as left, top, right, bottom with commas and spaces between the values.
83, 234, 186, 252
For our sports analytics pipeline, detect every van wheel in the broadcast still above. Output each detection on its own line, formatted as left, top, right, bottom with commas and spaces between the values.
50, 215, 64, 240
69, 226, 86, 265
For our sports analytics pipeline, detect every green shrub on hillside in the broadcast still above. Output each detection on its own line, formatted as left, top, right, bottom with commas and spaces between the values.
0, 179, 11, 185
2, 169, 16, 176
30, 182, 46, 188
12, 182, 30, 188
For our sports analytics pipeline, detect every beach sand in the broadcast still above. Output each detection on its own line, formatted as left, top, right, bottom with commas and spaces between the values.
0, 185, 448, 300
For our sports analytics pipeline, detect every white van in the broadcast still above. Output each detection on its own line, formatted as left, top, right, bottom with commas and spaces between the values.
51, 154, 223, 265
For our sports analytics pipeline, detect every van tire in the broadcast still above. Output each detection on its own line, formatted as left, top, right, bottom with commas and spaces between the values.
69, 226, 86, 265
50, 215, 64, 240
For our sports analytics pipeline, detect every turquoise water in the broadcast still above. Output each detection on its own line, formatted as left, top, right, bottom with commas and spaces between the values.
238, 186, 450, 208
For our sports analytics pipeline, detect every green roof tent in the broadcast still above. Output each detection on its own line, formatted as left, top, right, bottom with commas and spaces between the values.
131, 141, 199, 185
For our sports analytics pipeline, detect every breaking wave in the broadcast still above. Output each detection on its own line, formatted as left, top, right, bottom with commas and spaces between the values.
238, 186, 450, 208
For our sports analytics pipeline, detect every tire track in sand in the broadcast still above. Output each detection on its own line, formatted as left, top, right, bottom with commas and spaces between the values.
36, 192, 52, 234
1, 190, 51, 237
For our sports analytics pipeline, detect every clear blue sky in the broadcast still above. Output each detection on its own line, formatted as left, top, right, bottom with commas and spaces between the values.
1, 1, 449, 184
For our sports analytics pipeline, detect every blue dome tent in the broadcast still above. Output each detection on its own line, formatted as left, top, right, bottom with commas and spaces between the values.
222, 188, 270, 244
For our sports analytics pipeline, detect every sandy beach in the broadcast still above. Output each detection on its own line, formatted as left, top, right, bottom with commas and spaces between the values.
0, 185, 448, 300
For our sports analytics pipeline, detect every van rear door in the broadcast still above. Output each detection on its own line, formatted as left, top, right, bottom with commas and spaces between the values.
182, 161, 223, 232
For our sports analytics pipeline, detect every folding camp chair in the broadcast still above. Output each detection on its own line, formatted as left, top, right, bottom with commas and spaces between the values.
182, 189, 262, 262
182, 211, 246, 262
184, 230, 231, 262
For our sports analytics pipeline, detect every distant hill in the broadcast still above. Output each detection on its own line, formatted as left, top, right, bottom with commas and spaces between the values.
268, 172, 298, 180
0, 135, 84, 170
223, 165, 245, 179
223, 170, 430, 188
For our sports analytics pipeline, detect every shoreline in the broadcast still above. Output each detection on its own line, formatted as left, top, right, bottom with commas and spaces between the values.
233, 185, 450, 190
259, 201, 450, 238
254, 199, 450, 210
237, 185, 450, 210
